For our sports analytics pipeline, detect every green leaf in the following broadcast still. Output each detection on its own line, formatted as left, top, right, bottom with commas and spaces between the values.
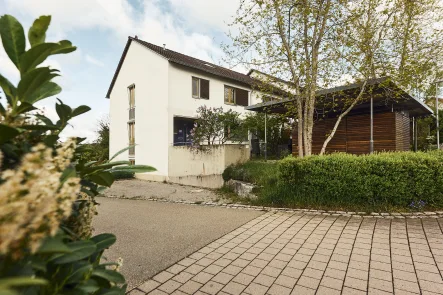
37, 235, 71, 254
88, 171, 114, 187
95, 286, 126, 295
0, 124, 20, 144
55, 100, 73, 124
72, 105, 91, 117
111, 165, 156, 173
51, 240, 96, 264
75, 279, 100, 293
20, 125, 60, 131
0, 73, 17, 105
60, 166, 76, 183
109, 145, 136, 162
0, 277, 47, 287
0, 15, 26, 69
19, 43, 58, 74
17, 67, 59, 102
43, 134, 59, 146
28, 15, 51, 47
13, 102, 36, 115
91, 234, 116, 252
26, 81, 61, 103
85, 161, 129, 173
66, 262, 93, 284
35, 114, 53, 126
91, 269, 125, 284
51, 40, 76, 54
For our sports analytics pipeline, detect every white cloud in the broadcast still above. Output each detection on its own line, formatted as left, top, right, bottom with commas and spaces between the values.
85, 54, 105, 67
0, 0, 242, 141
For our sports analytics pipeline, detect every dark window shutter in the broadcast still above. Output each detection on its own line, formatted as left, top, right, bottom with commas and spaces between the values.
200, 79, 209, 99
236, 88, 248, 106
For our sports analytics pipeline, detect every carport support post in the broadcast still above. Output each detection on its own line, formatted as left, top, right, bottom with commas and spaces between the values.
264, 112, 267, 161
436, 83, 440, 149
370, 94, 374, 154
415, 118, 418, 151
412, 117, 416, 152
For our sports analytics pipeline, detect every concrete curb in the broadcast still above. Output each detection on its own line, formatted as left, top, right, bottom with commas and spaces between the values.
106, 195, 443, 219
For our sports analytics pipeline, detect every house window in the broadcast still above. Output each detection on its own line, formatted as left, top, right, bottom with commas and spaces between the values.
128, 84, 135, 120
224, 85, 249, 106
192, 77, 209, 99
173, 117, 195, 146
128, 122, 135, 156
129, 159, 135, 165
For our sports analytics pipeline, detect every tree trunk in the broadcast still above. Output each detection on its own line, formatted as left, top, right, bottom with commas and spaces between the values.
319, 80, 368, 155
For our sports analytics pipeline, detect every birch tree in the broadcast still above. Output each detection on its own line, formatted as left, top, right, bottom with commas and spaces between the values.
226, 0, 443, 156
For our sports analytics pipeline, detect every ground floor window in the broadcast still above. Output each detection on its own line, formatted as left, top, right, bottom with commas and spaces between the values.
173, 117, 195, 146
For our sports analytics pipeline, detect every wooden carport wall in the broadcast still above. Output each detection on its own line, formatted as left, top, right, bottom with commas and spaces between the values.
245, 77, 434, 156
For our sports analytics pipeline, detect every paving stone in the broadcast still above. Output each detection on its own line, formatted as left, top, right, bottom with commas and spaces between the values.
253, 273, 276, 287
134, 212, 443, 295
222, 281, 247, 295
138, 280, 160, 293
243, 282, 268, 295
158, 280, 181, 293
200, 281, 224, 295
153, 271, 174, 283
290, 285, 316, 295
267, 283, 292, 295
178, 280, 203, 294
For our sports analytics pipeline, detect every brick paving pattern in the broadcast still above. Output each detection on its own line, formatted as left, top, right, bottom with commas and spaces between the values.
128, 212, 443, 295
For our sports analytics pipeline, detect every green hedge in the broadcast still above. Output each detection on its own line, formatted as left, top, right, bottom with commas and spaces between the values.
278, 151, 443, 209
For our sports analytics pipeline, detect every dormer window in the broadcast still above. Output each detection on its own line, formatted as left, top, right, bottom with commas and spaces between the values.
192, 77, 209, 99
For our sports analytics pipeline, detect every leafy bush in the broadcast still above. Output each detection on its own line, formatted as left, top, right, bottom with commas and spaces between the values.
278, 151, 443, 210
223, 161, 279, 186
0, 14, 155, 294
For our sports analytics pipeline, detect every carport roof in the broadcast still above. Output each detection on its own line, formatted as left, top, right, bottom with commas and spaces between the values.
246, 77, 433, 118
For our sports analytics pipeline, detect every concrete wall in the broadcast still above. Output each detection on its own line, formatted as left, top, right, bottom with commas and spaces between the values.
167, 144, 250, 188
109, 41, 169, 177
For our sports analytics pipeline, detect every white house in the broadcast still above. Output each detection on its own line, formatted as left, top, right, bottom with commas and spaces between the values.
106, 37, 286, 187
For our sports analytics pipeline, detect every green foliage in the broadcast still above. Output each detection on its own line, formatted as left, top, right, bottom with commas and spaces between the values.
223, 152, 443, 212
78, 118, 110, 164
223, 161, 279, 186
0, 231, 126, 295
278, 152, 443, 211
191, 106, 246, 145
0, 14, 156, 294
242, 112, 290, 156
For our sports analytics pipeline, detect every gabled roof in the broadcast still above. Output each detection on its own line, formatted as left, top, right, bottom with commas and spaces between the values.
106, 37, 258, 98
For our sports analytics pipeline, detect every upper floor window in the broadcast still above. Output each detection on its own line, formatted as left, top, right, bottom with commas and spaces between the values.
192, 77, 209, 99
128, 84, 135, 108
224, 85, 249, 106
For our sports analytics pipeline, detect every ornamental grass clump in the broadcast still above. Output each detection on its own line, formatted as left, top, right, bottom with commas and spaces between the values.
0, 140, 80, 259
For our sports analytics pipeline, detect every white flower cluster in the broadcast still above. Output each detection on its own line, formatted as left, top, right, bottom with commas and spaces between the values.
0, 139, 81, 259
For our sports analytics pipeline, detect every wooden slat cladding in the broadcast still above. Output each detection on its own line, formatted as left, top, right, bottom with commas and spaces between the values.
395, 112, 410, 151
292, 111, 410, 156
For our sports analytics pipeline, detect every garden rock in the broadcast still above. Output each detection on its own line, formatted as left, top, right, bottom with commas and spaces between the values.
226, 179, 257, 200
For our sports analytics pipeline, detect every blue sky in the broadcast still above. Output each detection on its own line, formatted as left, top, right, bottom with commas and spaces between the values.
0, 0, 241, 141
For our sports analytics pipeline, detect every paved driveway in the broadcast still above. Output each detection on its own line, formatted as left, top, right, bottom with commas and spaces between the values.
93, 197, 263, 289
130, 211, 443, 295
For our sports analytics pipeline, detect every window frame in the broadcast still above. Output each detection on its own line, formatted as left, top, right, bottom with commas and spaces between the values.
192, 76, 210, 99
128, 84, 135, 108
224, 85, 249, 106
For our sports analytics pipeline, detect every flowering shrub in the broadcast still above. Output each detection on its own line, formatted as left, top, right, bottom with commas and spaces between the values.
0, 14, 155, 294
190, 106, 245, 146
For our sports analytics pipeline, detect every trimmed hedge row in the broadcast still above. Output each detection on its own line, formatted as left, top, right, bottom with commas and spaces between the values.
278, 151, 443, 209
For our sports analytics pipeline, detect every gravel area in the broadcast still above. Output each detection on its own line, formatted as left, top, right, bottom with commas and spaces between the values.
103, 179, 230, 203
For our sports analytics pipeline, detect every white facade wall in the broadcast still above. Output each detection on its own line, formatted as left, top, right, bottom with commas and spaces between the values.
109, 41, 169, 176
110, 43, 265, 180
167, 63, 261, 147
